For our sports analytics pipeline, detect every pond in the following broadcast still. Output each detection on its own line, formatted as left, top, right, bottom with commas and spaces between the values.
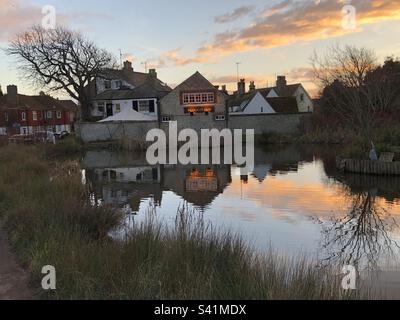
81, 145, 400, 295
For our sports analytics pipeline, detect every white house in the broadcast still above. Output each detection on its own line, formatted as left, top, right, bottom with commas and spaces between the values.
228, 77, 314, 114
88, 61, 171, 120
228, 91, 276, 114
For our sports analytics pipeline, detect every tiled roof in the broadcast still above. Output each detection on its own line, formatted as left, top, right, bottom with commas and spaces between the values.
0, 94, 77, 111
266, 97, 298, 113
226, 91, 258, 110
258, 84, 302, 97
174, 72, 216, 91
99, 69, 169, 89
93, 78, 172, 101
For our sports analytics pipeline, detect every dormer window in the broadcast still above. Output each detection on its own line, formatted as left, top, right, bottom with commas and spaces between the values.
182, 92, 215, 105
115, 80, 122, 89
21, 112, 26, 121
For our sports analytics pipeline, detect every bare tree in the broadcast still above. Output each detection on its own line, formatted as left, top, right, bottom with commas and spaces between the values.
6, 25, 116, 121
319, 188, 400, 271
311, 45, 379, 137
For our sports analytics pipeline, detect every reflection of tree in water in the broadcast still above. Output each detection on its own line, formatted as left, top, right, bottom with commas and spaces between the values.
319, 188, 400, 271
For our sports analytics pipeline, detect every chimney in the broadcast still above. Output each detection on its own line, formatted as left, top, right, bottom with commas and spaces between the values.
276, 76, 287, 92
123, 60, 133, 72
6, 85, 18, 107
221, 85, 227, 94
249, 81, 256, 92
148, 68, 157, 78
237, 79, 246, 95
214, 85, 220, 90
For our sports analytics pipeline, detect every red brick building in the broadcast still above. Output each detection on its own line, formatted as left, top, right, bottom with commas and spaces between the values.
0, 85, 77, 136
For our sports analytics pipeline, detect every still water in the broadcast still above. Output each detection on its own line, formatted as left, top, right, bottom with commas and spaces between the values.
82, 145, 400, 279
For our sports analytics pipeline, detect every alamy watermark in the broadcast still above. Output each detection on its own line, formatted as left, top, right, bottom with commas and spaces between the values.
146, 122, 254, 173
41, 265, 56, 290
42, 5, 57, 30
342, 0, 356, 30
341, 265, 357, 290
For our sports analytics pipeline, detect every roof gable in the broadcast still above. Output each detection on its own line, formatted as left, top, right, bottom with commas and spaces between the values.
174, 72, 216, 92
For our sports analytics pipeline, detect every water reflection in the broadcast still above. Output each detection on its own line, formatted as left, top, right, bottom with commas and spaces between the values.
82, 145, 400, 273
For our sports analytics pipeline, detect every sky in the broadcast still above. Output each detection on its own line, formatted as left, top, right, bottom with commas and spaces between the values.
1, 0, 400, 98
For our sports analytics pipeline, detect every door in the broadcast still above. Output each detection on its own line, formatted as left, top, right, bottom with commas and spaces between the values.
106, 104, 113, 117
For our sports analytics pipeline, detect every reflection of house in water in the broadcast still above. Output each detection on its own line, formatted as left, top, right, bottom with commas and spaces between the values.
83, 150, 233, 211
85, 166, 163, 212
82, 146, 312, 211
163, 164, 232, 209
251, 164, 272, 182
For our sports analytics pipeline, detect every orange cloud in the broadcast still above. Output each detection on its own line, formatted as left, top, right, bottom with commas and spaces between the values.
0, 0, 44, 41
196, 0, 400, 60
214, 5, 254, 24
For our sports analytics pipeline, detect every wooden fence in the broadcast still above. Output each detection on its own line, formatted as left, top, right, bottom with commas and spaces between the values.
337, 157, 400, 176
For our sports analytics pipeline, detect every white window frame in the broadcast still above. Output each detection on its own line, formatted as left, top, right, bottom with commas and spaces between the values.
46, 111, 52, 119
115, 103, 121, 113
138, 100, 150, 113
56, 111, 62, 119
182, 92, 215, 105
32, 111, 38, 121
21, 112, 26, 121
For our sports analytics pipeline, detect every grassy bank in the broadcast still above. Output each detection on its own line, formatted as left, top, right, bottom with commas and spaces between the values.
0, 145, 373, 299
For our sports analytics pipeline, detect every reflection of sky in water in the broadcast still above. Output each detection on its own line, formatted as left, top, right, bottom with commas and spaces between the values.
84, 147, 400, 273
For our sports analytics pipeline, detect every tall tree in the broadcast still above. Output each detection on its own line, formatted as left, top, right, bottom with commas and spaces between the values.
311, 45, 378, 137
6, 25, 116, 121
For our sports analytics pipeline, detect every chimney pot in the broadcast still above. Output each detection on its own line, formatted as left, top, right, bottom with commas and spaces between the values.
276, 76, 287, 91
6, 85, 18, 107
249, 81, 256, 92
238, 79, 246, 95
149, 69, 157, 78
123, 60, 133, 72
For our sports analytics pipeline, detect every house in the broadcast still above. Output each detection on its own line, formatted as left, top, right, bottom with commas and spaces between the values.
88, 61, 171, 120
0, 85, 77, 136
228, 79, 298, 115
159, 72, 228, 129
229, 77, 313, 115
261, 76, 314, 113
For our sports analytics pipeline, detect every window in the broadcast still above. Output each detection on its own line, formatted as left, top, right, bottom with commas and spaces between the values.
98, 102, 105, 113
115, 80, 122, 88
56, 111, 62, 119
138, 100, 150, 113
21, 112, 26, 121
300, 93, 305, 101
115, 104, 121, 113
162, 116, 171, 123
104, 80, 111, 89
4, 112, 8, 122
46, 111, 52, 119
182, 92, 215, 105
261, 107, 263, 113
32, 111, 38, 121
215, 115, 225, 121
70, 112, 74, 122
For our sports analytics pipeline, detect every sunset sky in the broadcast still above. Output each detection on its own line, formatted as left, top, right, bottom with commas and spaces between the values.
1, 0, 400, 98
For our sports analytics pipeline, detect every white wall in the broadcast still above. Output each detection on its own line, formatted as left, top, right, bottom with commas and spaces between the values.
93, 98, 158, 119
294, 86, 314, 112
232, 92, 276, 115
